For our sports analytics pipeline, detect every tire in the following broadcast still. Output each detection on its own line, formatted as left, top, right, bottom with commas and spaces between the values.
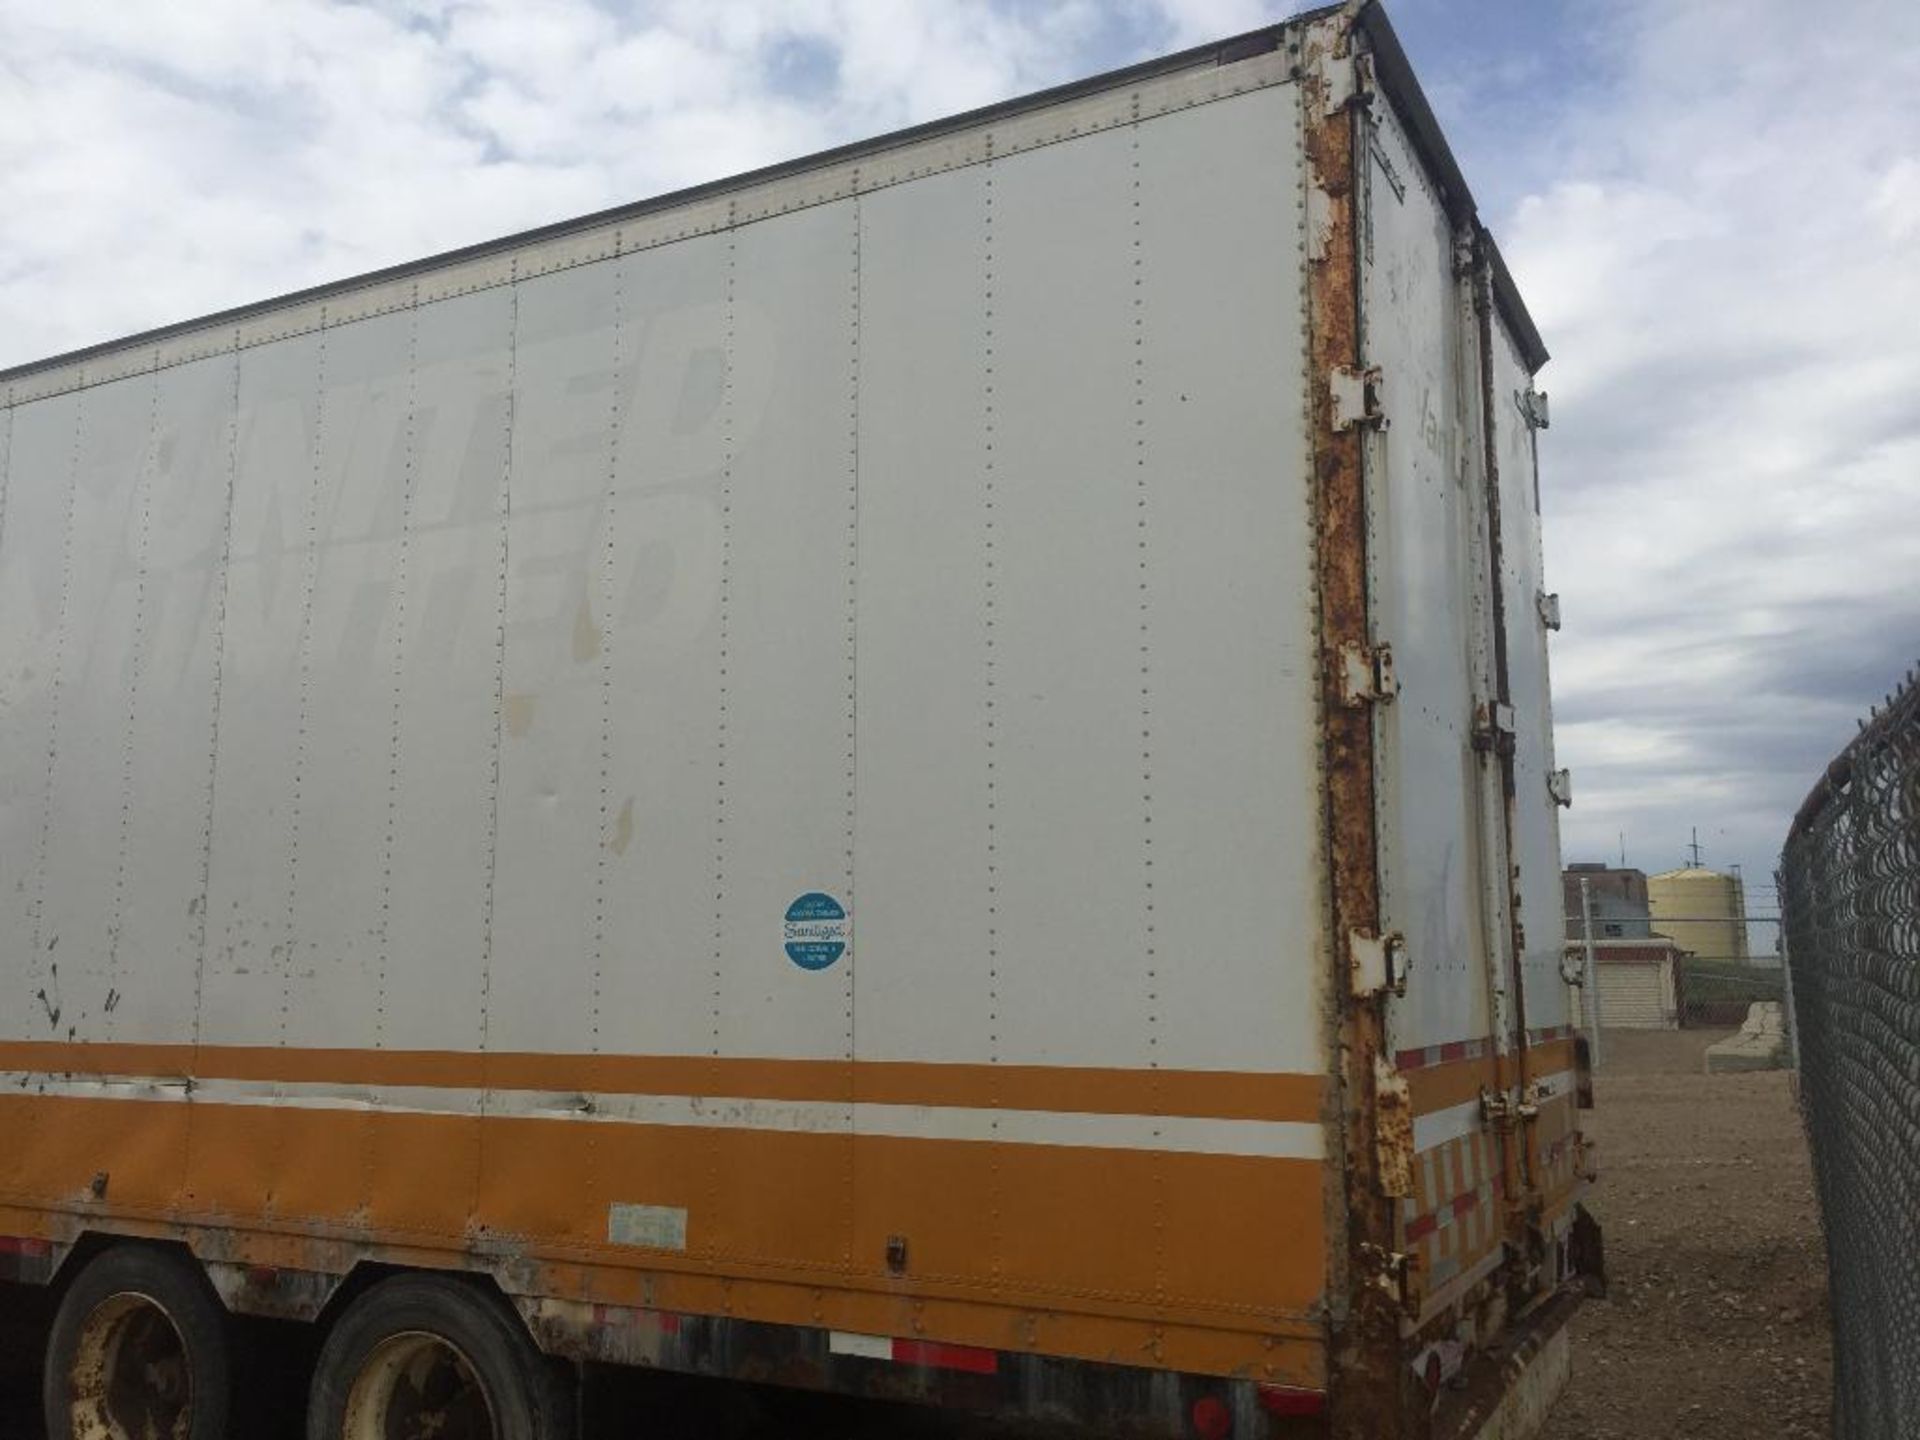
305, 1274, 572, 1440
42, 1243, 232, 1440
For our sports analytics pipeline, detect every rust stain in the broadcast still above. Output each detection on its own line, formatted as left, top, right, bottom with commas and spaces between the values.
608, 797, 635, 856
504, 693, 536, 738
572, 597, 602, 663
1372, 1056, 1413, 1202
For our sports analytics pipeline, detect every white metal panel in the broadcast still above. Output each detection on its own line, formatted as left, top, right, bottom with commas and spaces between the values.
1489, 316, 1571, 1033
595, 234, 731, 1062
0, 392, 78, 1045
267, 311, 415, 1053
713, 201, 858, 1065
490, 263, 614, 1057
1132, 90, 1323, 1072
117, 353, 240, 1051
850, 165, 993, 1066
38, 372, 149, 1041
1361, 100, 1495, 1055
382, 288, 516, 1054
203, 333, 322, 1052
981, 124, 1146, 1070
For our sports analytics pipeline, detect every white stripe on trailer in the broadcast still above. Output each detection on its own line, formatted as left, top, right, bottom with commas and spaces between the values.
0, 1072, 1323, 1160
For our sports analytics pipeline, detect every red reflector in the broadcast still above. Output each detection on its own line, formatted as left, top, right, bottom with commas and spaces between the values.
1191, 1395, 1232, 1439
0, 1236, 52, 1257
1255, 1384, 1326, 1417
890, 1339, 998, 1375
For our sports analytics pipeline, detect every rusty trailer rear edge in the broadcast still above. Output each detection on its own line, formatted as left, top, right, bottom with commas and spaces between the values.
1300, 10, 1423, 1438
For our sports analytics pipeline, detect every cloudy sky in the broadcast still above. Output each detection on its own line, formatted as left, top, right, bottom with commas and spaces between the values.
2, 0, 1915, 919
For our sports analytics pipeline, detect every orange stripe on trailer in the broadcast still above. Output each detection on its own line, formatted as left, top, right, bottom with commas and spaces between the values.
0, 1091, 1328, 1372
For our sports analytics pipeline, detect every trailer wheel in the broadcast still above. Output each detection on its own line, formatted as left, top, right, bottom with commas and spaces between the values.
306, 1274, 571, 1440
42, 1243, 231, 1440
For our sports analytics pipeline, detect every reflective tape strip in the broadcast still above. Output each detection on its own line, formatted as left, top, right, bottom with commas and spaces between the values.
830, 1332, 998, 1374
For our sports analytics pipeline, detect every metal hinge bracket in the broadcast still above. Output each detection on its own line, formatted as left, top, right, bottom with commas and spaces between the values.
1340, 640, 1398, 707
1471, 700, 1516, 756
1537, 591, 1562, 631
1548, 768, 1574, 807
1350, 929, 1410, 999
1479, 1085, 1539, 1127
1519, 387, 1550, 429
1330, 364, 1388, 431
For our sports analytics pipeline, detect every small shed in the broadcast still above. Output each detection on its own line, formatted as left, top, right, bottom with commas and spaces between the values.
1585, 938, 1687, 1030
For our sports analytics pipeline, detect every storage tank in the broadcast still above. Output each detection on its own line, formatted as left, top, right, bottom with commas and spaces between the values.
1649, 865, 1750, 963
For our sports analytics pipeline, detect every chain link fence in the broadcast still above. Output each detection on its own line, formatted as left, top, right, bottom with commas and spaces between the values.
1677, 949, 1785, 1031
1780, 664, 1920, 1440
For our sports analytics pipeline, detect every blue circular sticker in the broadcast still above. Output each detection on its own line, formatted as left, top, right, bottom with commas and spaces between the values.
784, 892, 848, 971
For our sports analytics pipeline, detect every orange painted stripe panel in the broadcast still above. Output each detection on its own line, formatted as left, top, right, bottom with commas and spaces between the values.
0, 1041, 1323, 1122
0, 1201, 1325, 1388
0, 1092, 1328, 1323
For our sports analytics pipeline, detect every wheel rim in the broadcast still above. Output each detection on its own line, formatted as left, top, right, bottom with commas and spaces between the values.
66, 1291, 193, 1440
342, 1331, 499, 1440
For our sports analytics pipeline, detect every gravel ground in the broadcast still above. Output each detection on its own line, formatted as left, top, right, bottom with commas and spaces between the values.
1541, 1028, 1832, 1439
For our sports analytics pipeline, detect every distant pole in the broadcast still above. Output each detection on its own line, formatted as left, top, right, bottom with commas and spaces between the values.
1581, 877, 1602, 1066
1687, 827, 1702, 868
1619, 830, 1626, 867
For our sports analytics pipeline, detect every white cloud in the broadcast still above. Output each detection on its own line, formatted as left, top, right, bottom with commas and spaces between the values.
1504, 0, 1920, 882
0, 0, 1169, 366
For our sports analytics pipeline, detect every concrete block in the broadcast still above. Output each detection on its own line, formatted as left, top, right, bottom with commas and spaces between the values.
1706, 1002, 1789, 1073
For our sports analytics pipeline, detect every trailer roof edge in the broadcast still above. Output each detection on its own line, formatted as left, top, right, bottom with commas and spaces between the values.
1352, 1, 1550, 372
1, 3, 1551, 385
1, 9, 1349, 387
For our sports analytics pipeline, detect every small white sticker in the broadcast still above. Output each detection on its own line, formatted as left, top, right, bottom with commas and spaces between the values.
607, 1203, 688, 1252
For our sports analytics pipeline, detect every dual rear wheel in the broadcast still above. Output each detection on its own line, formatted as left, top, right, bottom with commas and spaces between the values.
42, 1247, 571, 1440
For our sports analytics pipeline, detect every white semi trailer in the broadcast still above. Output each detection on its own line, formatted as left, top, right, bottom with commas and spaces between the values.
0, 4, 1596, 1438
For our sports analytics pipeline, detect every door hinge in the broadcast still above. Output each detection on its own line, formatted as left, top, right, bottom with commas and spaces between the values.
1518, 387, 1550, 430
1340, 640, 1398, 707
1330, 364, 1388, 432
1471, 700, 1516, 756
1350, 929, 1410, 999
1358, 1242, 1421, 1316
1537, 591, 1562, 631
1548, 768, 1574, 807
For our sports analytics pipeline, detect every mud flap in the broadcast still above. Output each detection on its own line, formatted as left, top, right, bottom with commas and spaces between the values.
1569, 1204, 1607, 1299
1430, 1287, 1580, 1440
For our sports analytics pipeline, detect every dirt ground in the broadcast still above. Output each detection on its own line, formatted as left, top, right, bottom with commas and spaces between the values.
1541, 1028, 1832, 1439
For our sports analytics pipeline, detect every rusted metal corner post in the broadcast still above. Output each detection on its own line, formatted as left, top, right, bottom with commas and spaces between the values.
1302, 9, 1423, 1438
